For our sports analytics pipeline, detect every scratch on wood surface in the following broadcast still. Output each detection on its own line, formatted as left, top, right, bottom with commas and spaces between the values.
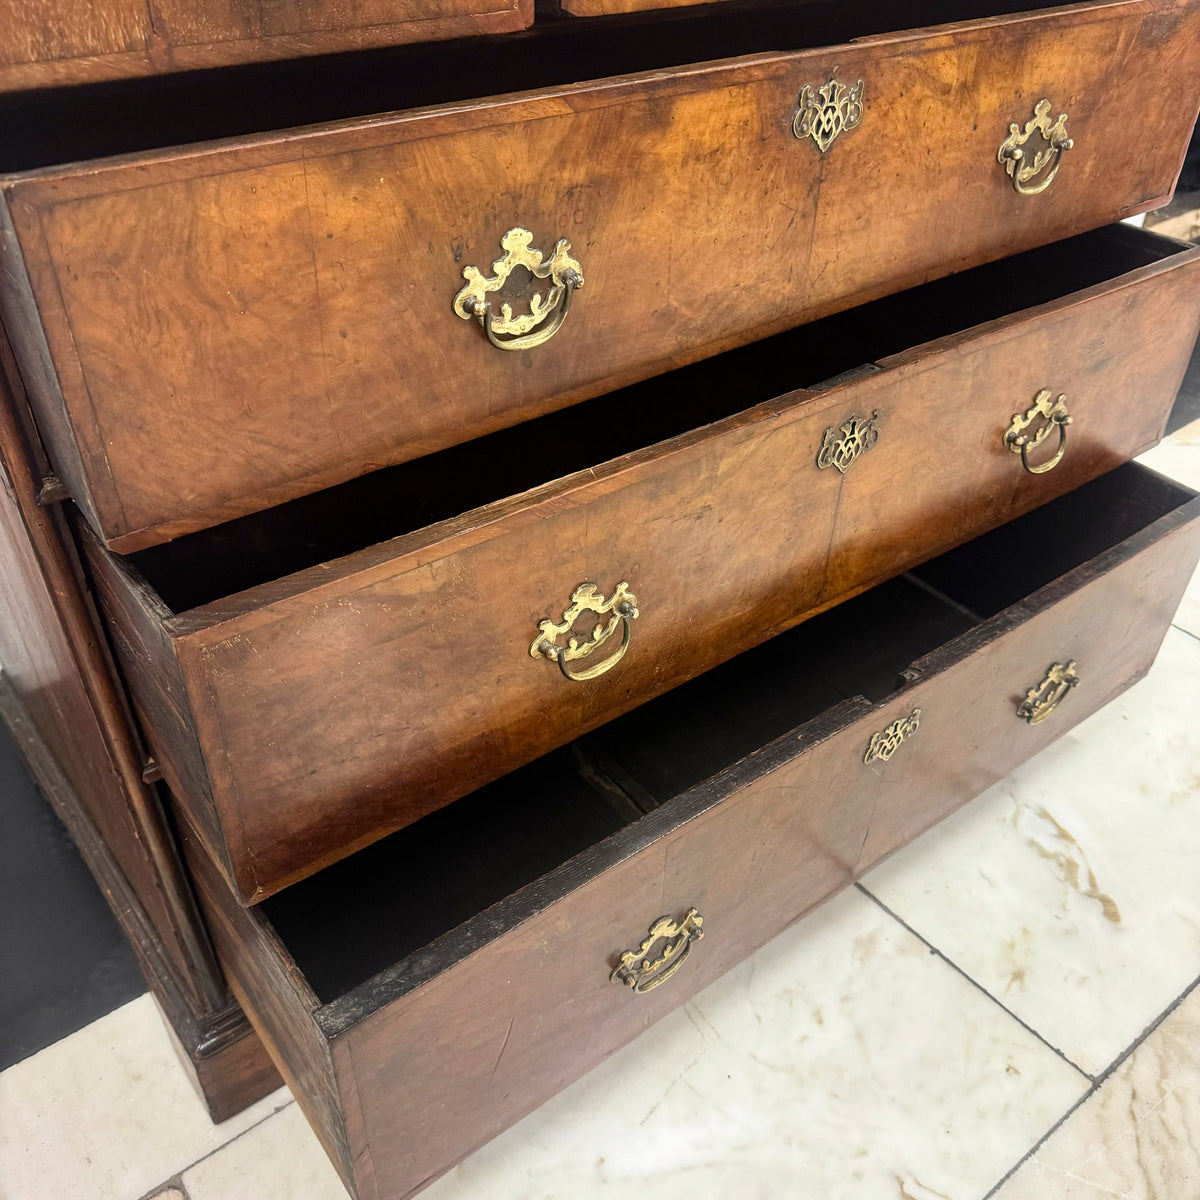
488, 1015, 516, 1085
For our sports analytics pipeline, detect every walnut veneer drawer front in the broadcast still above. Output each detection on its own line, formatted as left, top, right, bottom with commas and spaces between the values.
189, 465, 1200, 1200
0, 0, 532, 92
81, 226, 1200, 904
4, 0, 1198, 551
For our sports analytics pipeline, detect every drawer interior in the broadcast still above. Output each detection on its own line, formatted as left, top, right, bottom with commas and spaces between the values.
260, 462, 1194, 1006
3, 0, 1089, 172
127, 224, 1186, 616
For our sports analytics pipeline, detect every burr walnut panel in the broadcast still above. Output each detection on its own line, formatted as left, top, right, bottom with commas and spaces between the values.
80, 227, 1200, 903
0, 0, 532, 92
4, 0, 1198, 550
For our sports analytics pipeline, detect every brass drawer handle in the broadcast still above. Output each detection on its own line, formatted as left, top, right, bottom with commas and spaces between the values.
864, 708, 921, 764
793, 76, 864, 152
530, 581, 639, 682
816, 410, 882, 474
453, 227, 583, 352
1004, 389, 1072, 474
1018, 661, 1080, 724
998, 99, 1073, 195
611, 909, 704, 993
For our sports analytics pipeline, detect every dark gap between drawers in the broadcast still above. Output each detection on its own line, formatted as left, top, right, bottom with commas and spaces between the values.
1, 0, 1087, 172
262, 463, 1193, 1004
128, 225, 1178, 615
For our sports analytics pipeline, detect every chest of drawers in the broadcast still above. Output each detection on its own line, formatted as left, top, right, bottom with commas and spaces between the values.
1, 0, 1199, 1195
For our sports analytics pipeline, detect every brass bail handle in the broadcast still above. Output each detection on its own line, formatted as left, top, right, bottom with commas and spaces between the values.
1004, 389, 1072, 475
998, 99, 1073, 196
1017, 660, 1080, 725
453, 227, 584, 352
530, 581, 639, 683
611, 909, 705, 994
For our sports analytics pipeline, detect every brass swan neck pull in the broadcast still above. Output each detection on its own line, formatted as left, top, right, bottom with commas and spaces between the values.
530, 581, 639, 683
611, 910, 704, 994
1018, 661, 1080, 724
1004, 389, 1072, 475
998, 99, 1073, 195
454, 227, 583, 352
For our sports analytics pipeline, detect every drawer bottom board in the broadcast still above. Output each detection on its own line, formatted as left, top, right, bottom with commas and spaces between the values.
188, 463, 1200, 1200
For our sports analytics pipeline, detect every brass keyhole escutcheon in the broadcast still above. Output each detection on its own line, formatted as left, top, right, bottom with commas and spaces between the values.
611, 909, 704, 993
863, 708, 921, 764
453, 227, 583, 351
816, 410, 882, 474
793, 76, 864, 153
530, 581, 639, 683
1017, 661, 1080, 725
1004, 390, 1072, 475
998, 99, 1073, 195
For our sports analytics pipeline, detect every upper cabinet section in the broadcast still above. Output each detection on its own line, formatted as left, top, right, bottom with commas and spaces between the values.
2, 0, 1198, 551
0, 0, 533, 92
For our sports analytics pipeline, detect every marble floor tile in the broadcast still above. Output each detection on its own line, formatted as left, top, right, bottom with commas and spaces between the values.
0, 993, 289, 1200
403, 888, 1087, 1200
1138, 420, 1200, 638
182, 1104, 348, 1200
862, 625, 1200, 1077
144, 1189, 187, 1200
992, 982, 1200, 1199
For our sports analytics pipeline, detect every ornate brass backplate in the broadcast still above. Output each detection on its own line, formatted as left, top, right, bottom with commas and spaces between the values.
816, 410, 882, 474
864, 708, 921, 764
530, 581, 639, 683
793, 77, 864, 152
997, 99, 1073, 195
1017, 661, 1079, 724
610, 909, 704, 993
453, 227, 583, 351
1004, 389, 1072, 474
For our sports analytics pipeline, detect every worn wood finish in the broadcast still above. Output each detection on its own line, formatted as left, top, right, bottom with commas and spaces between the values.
82, 227, 1200, 904
0, 320, 284, 1117
0, 0, 532, 92
0, 329, 228, 1011
0, 676, 281, 1122
191, 465, 1200, 1200
4, 0, 1197, 551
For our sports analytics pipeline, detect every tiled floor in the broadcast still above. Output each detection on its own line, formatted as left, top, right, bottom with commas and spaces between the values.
2, 423, 1199, 1200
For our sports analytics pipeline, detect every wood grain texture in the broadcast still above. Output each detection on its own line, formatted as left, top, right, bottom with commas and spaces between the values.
83, 233, 1200, 904
5, 0, 1198, 550
0, 324, 233, 1015
184, 819, 355, 1185
0, 0, 533, 92
0, 674, 282, 1122
0, 317, 284, 1118
194, 467, 1200, 1200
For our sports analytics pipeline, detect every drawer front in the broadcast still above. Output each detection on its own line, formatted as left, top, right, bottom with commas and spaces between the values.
84, 239, 1200, 904
820, 244, 1200, 599
195, 473, 1200, 1200
9, 0, 1198, 550
0, 0, 533, 92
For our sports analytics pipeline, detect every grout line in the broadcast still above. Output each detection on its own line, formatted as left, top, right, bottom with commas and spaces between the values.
855, 883, 1091, 1080
981, 972, 1200, 1199
161, 1094, 297, 1189
1170, 620, 1200, 646
134, 1173, 187, 1200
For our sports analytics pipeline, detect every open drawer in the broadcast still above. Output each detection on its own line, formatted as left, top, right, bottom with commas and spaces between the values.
5, 0, 1198, 550
188, 462, 1200, 1200
84, 225, 1200, 903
